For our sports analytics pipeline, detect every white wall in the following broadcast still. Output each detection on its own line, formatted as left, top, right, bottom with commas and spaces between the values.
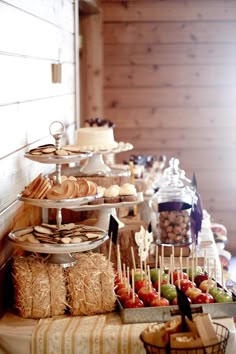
0, 0, 78, 265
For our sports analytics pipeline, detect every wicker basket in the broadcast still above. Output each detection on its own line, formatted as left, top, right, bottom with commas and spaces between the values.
140, 322, 229, 354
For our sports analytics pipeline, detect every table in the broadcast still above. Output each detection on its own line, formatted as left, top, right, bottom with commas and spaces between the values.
0, 311, 235, 354
0, 211, 235, 354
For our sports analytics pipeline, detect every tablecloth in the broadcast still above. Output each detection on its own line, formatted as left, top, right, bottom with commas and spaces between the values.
0, 311, 235, 354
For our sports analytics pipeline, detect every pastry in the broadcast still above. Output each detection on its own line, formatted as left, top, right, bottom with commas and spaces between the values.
104, 185, 120, 203
119, 183, 137, 202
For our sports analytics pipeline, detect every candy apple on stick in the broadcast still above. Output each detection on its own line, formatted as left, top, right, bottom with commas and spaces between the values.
150, 268, 170, 307
138, 266, 157, 306
124, 269, 144, 308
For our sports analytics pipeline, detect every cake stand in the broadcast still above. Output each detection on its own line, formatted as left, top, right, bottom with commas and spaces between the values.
70, 192, 144, 230
10, 121, 109, 267
78, 142, 133, 175
8, 226, 108, 267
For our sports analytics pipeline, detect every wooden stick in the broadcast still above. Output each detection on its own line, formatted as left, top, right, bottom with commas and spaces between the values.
131, 246, 136, 272
170, 255, 174, 285
108, 238, 112, 263
172, 245, 175, 271
147, 265, 152, 291
131, 269, 135, 302
117, 245, 122, 282
155, 245, 158, 269
127, 266, 130, 295
161, 244, 164, 270
180, 248, 183, 278
186, 258, 189, 280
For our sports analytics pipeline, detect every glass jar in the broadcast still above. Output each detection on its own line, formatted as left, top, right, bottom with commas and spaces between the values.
155, 158, 194, 246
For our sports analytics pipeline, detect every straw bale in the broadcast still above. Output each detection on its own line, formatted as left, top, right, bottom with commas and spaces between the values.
26, 257, 50, 318
47, 263, 68, 316
12, 257, 33, 318
66, 252, 116, 316
12, 255, 67, 319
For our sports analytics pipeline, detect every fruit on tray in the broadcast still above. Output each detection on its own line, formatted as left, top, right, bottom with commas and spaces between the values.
150, 268, 165, 282
124, 296, 144, 308
194, 273, 208, 287
193, 292, 214, 304
135, 279, 151, 292
150, 295, 170, 307
185, 287, 202, 301
179, 279, 196, 293
138, 286, 158, 306
214, 291, 233, 303
199, 279, 217, 292
115, 264, 234, 309
161, 284, 177, 304
172, 270, 188, 283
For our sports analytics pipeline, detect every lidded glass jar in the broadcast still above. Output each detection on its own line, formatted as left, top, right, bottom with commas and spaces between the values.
155, 158, 195, 246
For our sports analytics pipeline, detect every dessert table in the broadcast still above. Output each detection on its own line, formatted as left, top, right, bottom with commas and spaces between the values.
0, 212, 235, 354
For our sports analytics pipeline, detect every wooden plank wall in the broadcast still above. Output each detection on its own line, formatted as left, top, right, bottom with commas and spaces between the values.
79, 1, 104, 120
0, 0, 77, 269
102, 0, 236, 253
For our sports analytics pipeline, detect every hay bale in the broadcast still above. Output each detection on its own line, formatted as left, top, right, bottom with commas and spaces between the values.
47, 263, 67, 316
12, 257, 33, 318
12, 255, 67, 318
66, 252, 116, 316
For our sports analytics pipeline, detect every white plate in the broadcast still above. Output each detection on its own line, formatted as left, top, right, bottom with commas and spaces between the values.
18, 194, 100, 209
8, 226, 108, 254
24, 151, 92, 164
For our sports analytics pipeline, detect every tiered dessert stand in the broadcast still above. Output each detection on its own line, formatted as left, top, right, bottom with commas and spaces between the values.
67, 137, 143, 229
8, 121, 109, 267
78, 142, 133, 175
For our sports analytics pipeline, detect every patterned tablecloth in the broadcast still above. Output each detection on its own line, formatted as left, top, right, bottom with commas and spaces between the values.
0, 211, 235, 354
31, 312, 148, 354
0, 311, 235, 354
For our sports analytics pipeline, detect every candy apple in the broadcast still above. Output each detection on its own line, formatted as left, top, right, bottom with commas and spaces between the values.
194, 273, 209, 288
153, 277, 168, 291
209, 287, 223, 299
116, 286, 132, 297
161, 284, 175, 297
214, 292, 233, 303
161, 284, 177, 303
199, 279, 217, 293
193, 292, 214, 304
138, 286, 158, 306
133, 269, 146, 282
179, 279, 196, 293
185, 287, 202, 301
173, 270, 188, 283
114, 271, 127, 285
135, 279, 151, 293
124, 297, 144, 308
150, 296, 170, 307
150, 268, 164, 282
188, 266, 203, 280
117, 288, 137, 303
115, 281, 127, 294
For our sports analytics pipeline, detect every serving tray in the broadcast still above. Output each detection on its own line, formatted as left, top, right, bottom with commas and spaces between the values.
116, 297, 236, 324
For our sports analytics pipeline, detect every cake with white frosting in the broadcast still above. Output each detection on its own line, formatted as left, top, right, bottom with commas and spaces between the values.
76, 127, 118, 151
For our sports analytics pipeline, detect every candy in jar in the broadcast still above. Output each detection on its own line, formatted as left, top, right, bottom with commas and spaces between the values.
155, 158, 195, 246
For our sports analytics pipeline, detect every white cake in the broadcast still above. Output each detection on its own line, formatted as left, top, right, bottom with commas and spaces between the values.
76, 127, 118, 151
